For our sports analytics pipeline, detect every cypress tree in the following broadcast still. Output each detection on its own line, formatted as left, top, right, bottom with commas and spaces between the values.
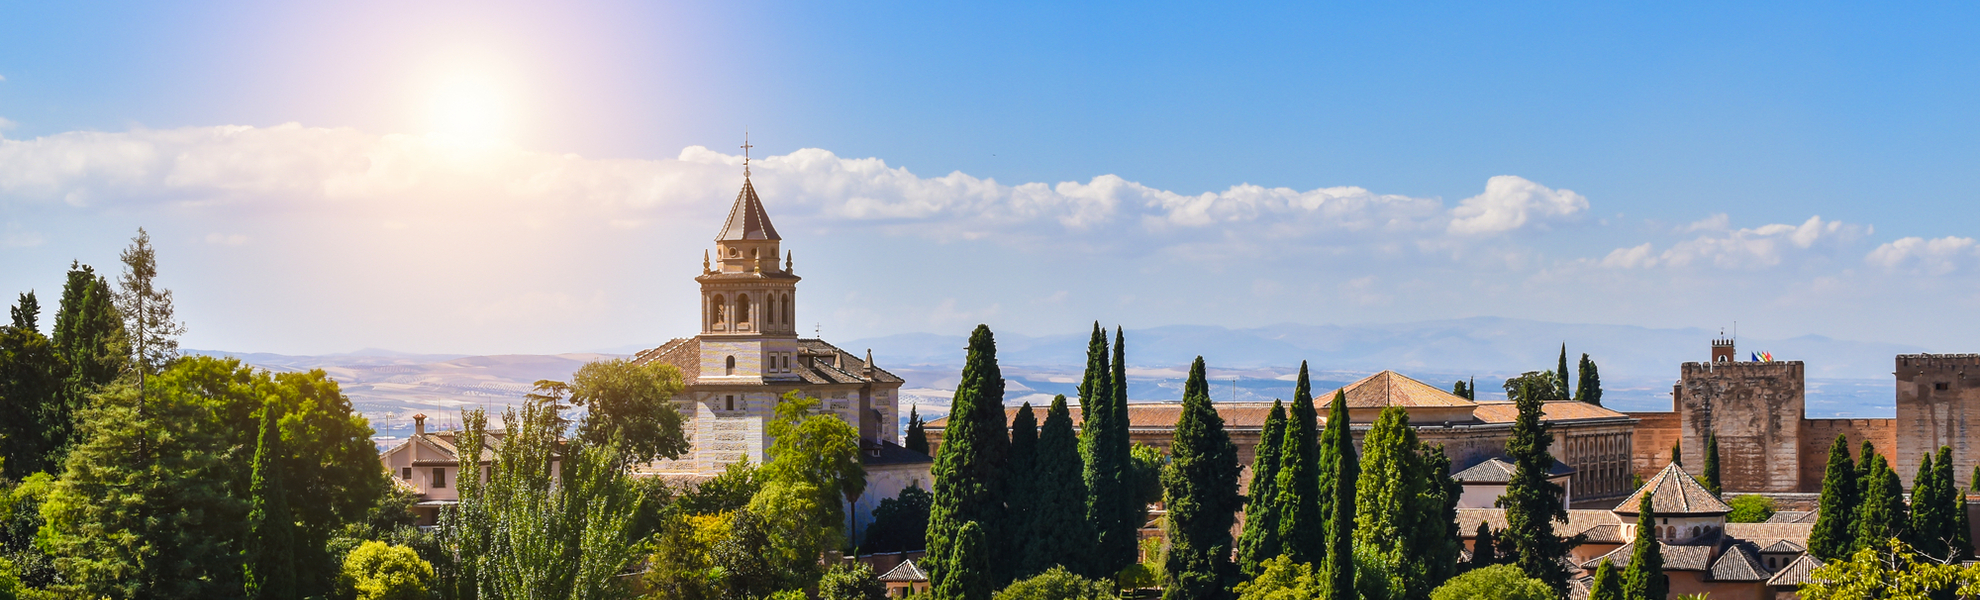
1080, 323, 1135, 578
1497, 375, 1571, 593
1468, 522, 1496, 569
1972, 465, 1980, 494
0, 293, 67, 478
905, 405, 929, 455
1854, 456, 1908, 552
1237, 400, 1287, 577
1858, 441, 1880, 501
1808, 435, 1858, 560
1555, 344, 1572, 400
48, 263, 125, 467
1702, 432, 1722, 496
927, 325, 1009, 590
1589, 560, 1622, 600
1275, 362, 1323, 565
1670, 442, 1680, 467
1942, 446, 1972, 559
934, 521, 991, 600
1452, 380, 1470, 400
246, 402, 299, 600
1319, 389, 1358, 600
1907, 451, 1944, 557
1007, 402, 1039, 572
1022, 395, 1095, 577
1576, 354, 1603, 406
1621, 492, 1666, 600
1160, 357, 1241, 600
1355, 406, 1457, 600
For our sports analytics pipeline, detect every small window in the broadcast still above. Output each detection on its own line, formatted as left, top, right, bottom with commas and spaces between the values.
726, 395, 736, 411
726, 356, 736, 375
401, 467, 412, 480
432, 467, 447, 488
1936, 382, 1951, 391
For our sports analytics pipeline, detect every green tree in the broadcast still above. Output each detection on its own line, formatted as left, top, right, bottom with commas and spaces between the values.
1907, 451, 1946, 558
1575, 354, 1603, 406
935, 522, 992, 600
906, 406, 929, 455
340, 541, 434, 600
1496, 374, 1571, 593
994, 567, 1115, 600
1451, 380, 1470, 401
1, 472, 58, 590
1007, 403, 1039, 571
863, 485, 933, 553
928, 325, 1009, 590
1798, 539, 1975, 600
1622, 492, 1666, 600
0, 293, 67, 478
1022, 395, 1094, 577
1428, 565, 1553, 600
1318, 390, 1358, 600
819, 562, 885, 600
1555, 344, 1572, 401
1670, 442, 1680, 467
1858, 441, 1879, 500
567, 358, 689, 466
1275, 362, 1323, 566
713, 510, 782, 600
1237, 400, 1287, 577
1809, 435, 1859, 560
751, 390, 868, 587
1588, 560, 1622, 600
1855, 455, 1909, 553
1355, 406, 1460, 600
1941, 445, 1973, 558
1232, 556, 1318, 600
1726, 495, 1777, 523
1080, 324, 1136, 579
1972, 466, 1980, 494
48, 263, 125, 477
1161, 357, 1241, 600
677, 459, 761, 516
246, 403, 299, 600
1701, 432, 1722, 496
115, 228, 186, 394
1501, 371, 1562, 402
1467, 523, 1496, 570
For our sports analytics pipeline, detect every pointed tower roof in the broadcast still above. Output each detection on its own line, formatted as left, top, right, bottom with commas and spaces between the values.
716, 178, 781, 241
1613, 461, 1732, 516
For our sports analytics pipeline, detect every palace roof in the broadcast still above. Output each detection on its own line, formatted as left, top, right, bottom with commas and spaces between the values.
1612, 462, 1732, 516
1334, 370, 1476, 408
1764, 554, 1825, 587
633, 337, 904, 387
1450, 457, 1577, 484
718, 178, 780, 241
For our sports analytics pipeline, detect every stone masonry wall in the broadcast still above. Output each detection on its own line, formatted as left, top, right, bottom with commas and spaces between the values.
1627, 411, 1683, 480
1896, 354, 1980, 490
1677, 361, 1806, 493
1801, 418, 1897, 490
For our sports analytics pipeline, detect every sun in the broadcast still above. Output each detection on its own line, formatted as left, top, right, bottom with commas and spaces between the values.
425, 72, 510, 142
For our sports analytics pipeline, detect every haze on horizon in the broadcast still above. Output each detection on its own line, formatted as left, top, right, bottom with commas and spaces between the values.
5, 2, 1980, 357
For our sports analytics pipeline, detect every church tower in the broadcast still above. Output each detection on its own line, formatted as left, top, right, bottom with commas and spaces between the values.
696, 173, 803, 383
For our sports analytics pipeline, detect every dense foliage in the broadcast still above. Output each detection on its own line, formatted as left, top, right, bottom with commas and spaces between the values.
1080, 324, 1139, 579
1726, 494, 1776, 523
1020, 395, 1094, 577
341, 541, 436, 600
1273, 363, 1322, 567
1236, 400, 1286, 577
1428, 565, 1553, 600
1809, 435, 1859, 560
928, 325, 1010, 589
993, 567, 1116, 600
1622, 493, 1666, 600
1354, 406, 1460, 600
862, 484, 932, 554
567, 359, 689, 466
1161, 357, 1241, 600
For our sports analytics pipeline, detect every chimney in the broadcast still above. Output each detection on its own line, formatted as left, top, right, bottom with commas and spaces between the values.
414, 413, 427, 436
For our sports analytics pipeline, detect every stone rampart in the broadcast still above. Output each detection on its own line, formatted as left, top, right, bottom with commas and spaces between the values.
1800, 418, 1897, 489
1896, 354, 1980, 489
1677, 361, 1806, 492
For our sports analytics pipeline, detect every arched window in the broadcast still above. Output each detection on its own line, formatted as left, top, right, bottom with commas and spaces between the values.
783, 293, 793, 325
737, 294, 751, 324
769, 295, 780, 325
726, 355, 736, 375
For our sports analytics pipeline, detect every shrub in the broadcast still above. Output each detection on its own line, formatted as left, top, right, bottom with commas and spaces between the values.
1429, 564, 1553, 600
340, 541, 435, 600
994, 566, 1116, 600
1726, 495, 1776, 523
819, 562, 886, 600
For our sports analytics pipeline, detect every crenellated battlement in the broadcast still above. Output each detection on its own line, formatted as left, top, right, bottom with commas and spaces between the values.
1897, 354, 1980, 368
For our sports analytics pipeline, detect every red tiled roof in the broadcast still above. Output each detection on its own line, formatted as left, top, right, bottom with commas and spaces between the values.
1473, 401, 1632, 424
1333, 370, 1476, 408
1612, 462, 1733, 516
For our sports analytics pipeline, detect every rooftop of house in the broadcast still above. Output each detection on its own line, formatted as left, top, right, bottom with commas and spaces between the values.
1612, 462, 1733, 516
877, 559, 928, 582
1451, 457, 1577, 484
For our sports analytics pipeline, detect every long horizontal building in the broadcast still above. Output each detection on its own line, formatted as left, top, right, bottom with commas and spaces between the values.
925, 370, 1641, 503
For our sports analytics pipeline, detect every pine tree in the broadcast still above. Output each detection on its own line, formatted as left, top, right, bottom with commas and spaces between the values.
1702, 432, 1722, 496
116, 228, 186, 395
1854, 456, 1908, 552
48, 263, 125, 468
1588, 560, 1622, 600
1355, 406, 1458, 600
935, 521, 991, 600
1319, 389, 1358, 600
927, 325, 1009, 590
1575, 354, 1603, 406
1808, 435, 1858, 561
1160, 357, 1241, 600
1237, 400, 1287, 577
1497, 375, 1571, 593
1452, 380, 1470, 400
905, 405, 929, 455
1080, 324, 1136, 578
0, 293, 67, 478
1554, 344, 1572, 401
1275, 362, 1323, 565
1023, 395, 1095, 577
1858, 441, 1880, 500
246, 402, 299, 600
1622, 492, 1666, 600
1468, 523, 1496, 569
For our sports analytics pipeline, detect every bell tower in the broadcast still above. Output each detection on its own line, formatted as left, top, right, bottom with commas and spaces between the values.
696, 138, 803, 382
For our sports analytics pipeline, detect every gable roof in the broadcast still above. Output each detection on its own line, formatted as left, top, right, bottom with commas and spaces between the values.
1759, 539, 1807, 554
1765, 554, 1825, 587
878, 559, 928, 582
1766, 510, 1818, 524
1451, 457, 1576, 484
1710, 546, 1771, 581
718, 178, 780, 241
1583, 541, 1714, 571
1612, 462, 1732, 516
632, 337, 904, 387
1330, 370, 1476, 409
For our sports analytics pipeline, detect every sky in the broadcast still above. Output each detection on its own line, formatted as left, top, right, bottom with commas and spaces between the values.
3, 1, 1980, 356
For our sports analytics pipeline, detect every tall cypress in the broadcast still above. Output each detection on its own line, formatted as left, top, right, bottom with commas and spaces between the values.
1497, 375, 1571, 593
1854, 456, 1908, 552
246, 402, 299, 600
1972, 466, 1980, 494
0, 292, 66, 478
1023, 395, 1095, 577
1237, 400, 1287, 577
49, 263, 125, 465
1858, 441, 1880, 501
1080, 323, 1135, 577
1702, 433, 1722, 496
1907, 451, 1944, 557
1468, 522, 1496, 569
1452, 380, 1469, 400
1275, 362, 1323, 565
1006, 402, 1039, 574
934, 521, 991, 600
927, 325, 1009, 589
1588, 560, 1622, 600
1160, 357, 1241, 600
1318, 390, 1358, 600
1621, 492, 1666, 600
905, 405, 929, 455
1940, 446, 1972, 559
1670, 442, 1681, 467
1808, 435, 1858, 560
1575, 354, 1603, 406
1554, 343, 1572, 400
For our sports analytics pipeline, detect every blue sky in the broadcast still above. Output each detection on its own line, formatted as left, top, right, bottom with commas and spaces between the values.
4, 1, 1979, 355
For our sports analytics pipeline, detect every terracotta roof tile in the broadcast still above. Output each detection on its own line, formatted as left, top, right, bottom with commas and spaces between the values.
1759, 539, 1807, 554
1765, 510, 1818, 524
1764, 554, 1824, 587
1457, 508, 1620, 541
1710, 546, 1771, 581
1723, 523, 1814, 547
1330, 371, 1476, 409
1473, 401, 1633, 424
1612, 463, 1732, 516
1452, 457, 1576, 483
1584, 542, 1714, 571
878, 559, 928, 582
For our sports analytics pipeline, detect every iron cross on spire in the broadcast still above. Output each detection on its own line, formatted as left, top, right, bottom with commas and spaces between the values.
741, 132, 753, 177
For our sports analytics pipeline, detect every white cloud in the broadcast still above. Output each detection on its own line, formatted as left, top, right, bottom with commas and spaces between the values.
1446, 175, 1589, 235
1867, 236, 1979, 275
1599, 216, 1867, 269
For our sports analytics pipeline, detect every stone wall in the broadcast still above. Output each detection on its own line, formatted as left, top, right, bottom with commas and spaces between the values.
1627, 411, 1683, 480
1677, 361, 1806, 493
1801, 418, 1897, 489
1896, 354, 1980, 489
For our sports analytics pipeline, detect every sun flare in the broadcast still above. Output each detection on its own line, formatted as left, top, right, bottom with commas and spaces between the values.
425, 72, 510, 141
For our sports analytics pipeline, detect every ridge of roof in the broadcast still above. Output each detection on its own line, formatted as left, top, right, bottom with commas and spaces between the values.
877, 559, 928, 582
717, 178, 780, 241
1331, 370, 1476, 408
1765, 554, 1825, 587
1613, 462, 1732, 516
1710, 546, 1771, 581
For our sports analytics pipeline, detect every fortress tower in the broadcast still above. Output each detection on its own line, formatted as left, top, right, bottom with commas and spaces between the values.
1895, 354, 1980, 489
1674, 340, 1807, 493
